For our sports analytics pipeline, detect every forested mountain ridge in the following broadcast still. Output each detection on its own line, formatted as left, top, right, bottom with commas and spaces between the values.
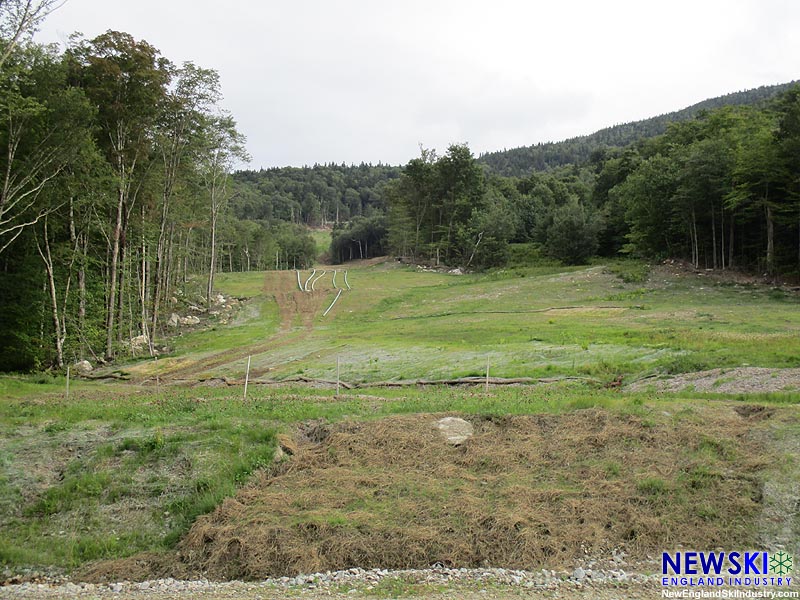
478, 81, 799, 176
227, 82, 799, 238
384, 85, 800, 280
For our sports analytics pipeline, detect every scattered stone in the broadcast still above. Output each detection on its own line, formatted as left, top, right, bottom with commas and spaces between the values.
179, 315, 200, 326
127, 334, 149, 352
433, 417, 474, 445
167, 313, 180, 328
0, 562, 667, 597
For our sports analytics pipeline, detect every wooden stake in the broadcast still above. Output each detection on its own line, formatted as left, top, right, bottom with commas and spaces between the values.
485, 356, 490, 393
65, 366, 70, 401
244, 355, 251, 401
336, 355, 340, 396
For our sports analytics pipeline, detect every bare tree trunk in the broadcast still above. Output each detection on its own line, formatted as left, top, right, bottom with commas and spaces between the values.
465, 231, 483, 268
728, 212, 735, 268
69, 198, 88, 359
183, 227, 191, 284
711, 203, 717, 269
690, 207, 699, 269
38, 232, 64, 367
116, 220, 128, 346
36, 218, 73, 369
207, 209, 218, 307
105, 187, 124, 359
150, 199, 169, 346
140, 205, 153, 356
126, 250, 135, 352
165, 223, 175, 312
766, 204, 774, 274
720, 204, 725, 270
763, 181, 774, 275
78, 233, 87, 358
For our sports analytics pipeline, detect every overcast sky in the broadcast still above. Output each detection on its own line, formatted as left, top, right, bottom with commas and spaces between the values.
37, 0, 800, 169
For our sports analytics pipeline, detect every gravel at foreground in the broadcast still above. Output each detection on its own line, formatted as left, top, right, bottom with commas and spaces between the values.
0, 566, 665, 600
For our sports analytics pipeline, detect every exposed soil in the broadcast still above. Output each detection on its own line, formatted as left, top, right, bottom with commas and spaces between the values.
263, 270, 333, 331
132, 270, 342, 383
655, 259, 800, 288
80, 405, 783, 583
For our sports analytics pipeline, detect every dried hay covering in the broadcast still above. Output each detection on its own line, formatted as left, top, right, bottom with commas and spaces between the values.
161, 407, 767, 580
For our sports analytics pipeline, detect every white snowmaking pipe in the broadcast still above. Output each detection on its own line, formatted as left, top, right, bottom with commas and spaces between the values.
323, 289, 343, 317
332, 270, 338, 289
303, 269, 316, 292
344, 270, 351, 290
311, 270, 326, 291
296, 270, 303, 291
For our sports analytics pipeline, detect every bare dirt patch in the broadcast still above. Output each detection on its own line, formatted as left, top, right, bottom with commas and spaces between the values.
655, 259, 800, 288
142, 271, 336, 382
83, 406, 776, 582
629, 367, 800, 394
263, 271, 332, 332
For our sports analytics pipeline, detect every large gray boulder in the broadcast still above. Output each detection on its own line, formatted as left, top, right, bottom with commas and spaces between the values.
73, 360, 93, 376
434, 417, 474, 445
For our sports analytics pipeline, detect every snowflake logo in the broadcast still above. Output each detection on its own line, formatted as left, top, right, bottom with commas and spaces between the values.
769, 552, 793, 576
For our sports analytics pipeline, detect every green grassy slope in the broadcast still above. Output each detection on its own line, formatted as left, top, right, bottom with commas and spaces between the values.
2, 260, 800, 574
128, 260, 800, 386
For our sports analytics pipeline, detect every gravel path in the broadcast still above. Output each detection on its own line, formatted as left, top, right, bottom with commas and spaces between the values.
1, 566, 663, 600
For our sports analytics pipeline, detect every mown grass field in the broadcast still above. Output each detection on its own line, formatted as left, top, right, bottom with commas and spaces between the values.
1, 259, 799, 578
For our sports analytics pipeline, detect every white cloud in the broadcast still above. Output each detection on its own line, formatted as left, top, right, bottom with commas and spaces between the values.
37, 0, 800, 167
